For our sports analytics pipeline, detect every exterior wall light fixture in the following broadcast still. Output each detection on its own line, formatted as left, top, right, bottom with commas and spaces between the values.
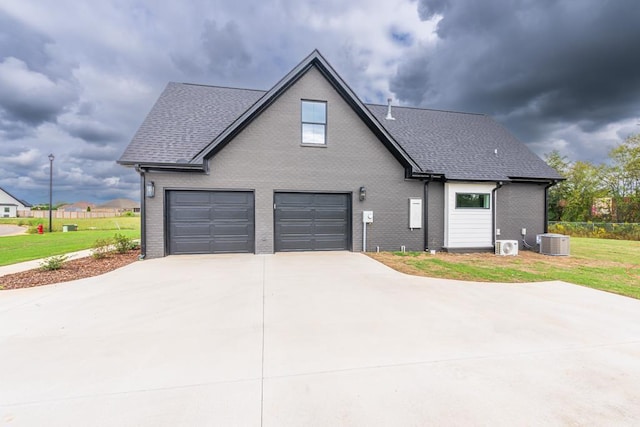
145, 181, 155, 198
359, 186, 366, 201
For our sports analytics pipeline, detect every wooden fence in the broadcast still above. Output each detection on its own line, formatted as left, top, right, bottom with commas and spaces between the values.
18, 210, 130, 219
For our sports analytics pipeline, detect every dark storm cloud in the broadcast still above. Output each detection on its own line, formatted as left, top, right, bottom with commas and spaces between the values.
0, 10, 51, 73
201, 20, 251, 76
172, 19, 252, 81
392, 0, 640, 150
0, 11, 77, 133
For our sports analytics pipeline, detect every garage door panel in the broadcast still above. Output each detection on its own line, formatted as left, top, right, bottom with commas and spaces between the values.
277, 208, 314, 220
275, 192, 350, 252
167, 190, 254, 255
313, 238, 349, 250
213, 207, 252, 221
277, 222, 313, 234
172, 240, 211, 254
211, 192, 252, 205
314, 194, 348, 206
315, 208, 349, 220
212, 224, 252, 236
172, 207, 213, 221
171, 192, 212, 204
314, 223, 348, 235
171, 223, 212, 237
276, 193, 315, 206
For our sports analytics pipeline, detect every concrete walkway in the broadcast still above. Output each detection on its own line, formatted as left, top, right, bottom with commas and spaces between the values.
0, 224, 27, 237
1, 252, 640, 426
0, 249, 95, 276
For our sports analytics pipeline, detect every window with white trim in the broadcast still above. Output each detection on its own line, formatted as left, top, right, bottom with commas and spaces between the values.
301, 100, 326, 145
456, 193, 490, 209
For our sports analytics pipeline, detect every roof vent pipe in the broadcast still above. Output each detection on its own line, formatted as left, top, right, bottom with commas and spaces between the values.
385, 98, 395, 120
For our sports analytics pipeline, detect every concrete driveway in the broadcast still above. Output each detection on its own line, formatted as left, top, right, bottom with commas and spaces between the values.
1, 252, 640, 426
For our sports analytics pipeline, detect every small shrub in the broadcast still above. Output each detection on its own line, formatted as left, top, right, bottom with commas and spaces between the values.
123, 211, 134, 217
92, 238, 113, 259
113, 233, 136, 253
40, 255, 68, 271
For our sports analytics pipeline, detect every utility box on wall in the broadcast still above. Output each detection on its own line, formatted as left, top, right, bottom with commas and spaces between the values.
409, 198, 422, 229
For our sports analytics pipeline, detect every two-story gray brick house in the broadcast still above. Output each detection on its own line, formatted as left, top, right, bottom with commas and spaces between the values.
118, 50, 562, 259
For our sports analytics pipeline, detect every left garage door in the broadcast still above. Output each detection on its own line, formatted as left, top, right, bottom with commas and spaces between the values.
167, 190, 254, 255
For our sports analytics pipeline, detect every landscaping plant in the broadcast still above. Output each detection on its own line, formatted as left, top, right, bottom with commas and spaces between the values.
39, 255, 68, 271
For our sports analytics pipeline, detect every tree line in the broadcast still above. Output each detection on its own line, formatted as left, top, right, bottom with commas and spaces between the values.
546, 133, 640, 222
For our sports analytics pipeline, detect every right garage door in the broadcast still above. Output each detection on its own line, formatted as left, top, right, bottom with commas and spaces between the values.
274, 192, 351, 252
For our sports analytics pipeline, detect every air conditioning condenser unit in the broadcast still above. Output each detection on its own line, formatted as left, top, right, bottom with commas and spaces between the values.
495, 240, 518, 256
538, 234, 570, 256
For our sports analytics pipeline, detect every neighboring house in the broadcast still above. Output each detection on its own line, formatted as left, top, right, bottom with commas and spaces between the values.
118, 50, 562, 259
57, 201, 96, 212
96, 198, 141, 214
0, 187, 32, 218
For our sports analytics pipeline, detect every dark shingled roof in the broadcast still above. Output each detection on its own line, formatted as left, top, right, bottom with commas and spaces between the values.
365, 104, 562, 181
119, 83, 265, 165
119, 72, 561, 182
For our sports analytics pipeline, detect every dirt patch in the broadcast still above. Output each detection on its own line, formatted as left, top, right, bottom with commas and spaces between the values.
367, 249, 627, 282
0, 251, 140, 290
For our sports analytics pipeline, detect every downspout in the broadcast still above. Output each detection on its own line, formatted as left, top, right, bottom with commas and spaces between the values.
135, 165, 146, 260
423, 177, 431, 251
543, 180, 559, 233
491, 182, 503, 245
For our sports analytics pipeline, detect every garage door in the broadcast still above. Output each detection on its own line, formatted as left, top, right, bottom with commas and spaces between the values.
274, 192, 350, 252
167, 190, 254, 255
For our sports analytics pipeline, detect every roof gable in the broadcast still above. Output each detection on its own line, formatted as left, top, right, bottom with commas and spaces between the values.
189, 50, 419, 171
0, 187, 31, 207
118, 50, 561, 182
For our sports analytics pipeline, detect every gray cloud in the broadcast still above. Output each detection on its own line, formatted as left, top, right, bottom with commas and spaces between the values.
1, 0, 637, 205
0, 57, 76, 126
201, 20, 252, 77
391, 0, 640, 161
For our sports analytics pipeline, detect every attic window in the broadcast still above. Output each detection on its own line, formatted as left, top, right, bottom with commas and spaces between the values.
456, 193, 490, 209
301, 100, 326, 145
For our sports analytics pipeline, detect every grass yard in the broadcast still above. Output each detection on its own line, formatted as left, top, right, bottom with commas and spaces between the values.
0, 216, 139, 233
0, 217, 140, 266
368, 237, 640, 299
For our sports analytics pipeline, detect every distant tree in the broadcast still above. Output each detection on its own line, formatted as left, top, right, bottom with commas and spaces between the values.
545, 151, 606, 221
561, 161, 607, 222
87, 206, 91, 212
605, 133, 640, 222
545, 150, 570, 221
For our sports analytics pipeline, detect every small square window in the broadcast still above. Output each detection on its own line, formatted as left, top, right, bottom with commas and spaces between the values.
456, 193, 490, 209
3, 207, 9, 213
301, 100, 326, 145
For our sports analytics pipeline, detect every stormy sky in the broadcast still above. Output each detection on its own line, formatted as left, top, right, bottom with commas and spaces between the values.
1, 0, 639, 205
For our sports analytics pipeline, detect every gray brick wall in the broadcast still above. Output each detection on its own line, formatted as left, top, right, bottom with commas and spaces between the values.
143, 67, 424, 257
426, 181, 445, 251
496, 182, 547, 247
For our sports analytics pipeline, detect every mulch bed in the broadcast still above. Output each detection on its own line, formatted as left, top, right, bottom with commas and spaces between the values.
0, 251, 140, 290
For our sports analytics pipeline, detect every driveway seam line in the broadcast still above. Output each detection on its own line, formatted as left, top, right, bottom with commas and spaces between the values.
261, 339, 640, 381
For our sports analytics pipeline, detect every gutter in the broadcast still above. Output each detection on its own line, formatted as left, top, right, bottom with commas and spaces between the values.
135, 165, 147, 260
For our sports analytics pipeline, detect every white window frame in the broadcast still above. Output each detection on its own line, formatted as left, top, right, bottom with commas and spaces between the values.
301, 100, 327, 145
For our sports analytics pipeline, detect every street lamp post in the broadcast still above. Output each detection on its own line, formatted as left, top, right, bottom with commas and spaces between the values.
48, 154, 54, 233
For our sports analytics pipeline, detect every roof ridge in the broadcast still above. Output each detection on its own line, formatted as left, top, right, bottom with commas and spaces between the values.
365, 102, 485, 116
178, 82, 267, 93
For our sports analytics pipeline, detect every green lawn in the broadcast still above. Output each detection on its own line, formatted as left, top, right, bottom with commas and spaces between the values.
0, 216, 139, 232
0, 217, 140, 266
369, 237, 640, 300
